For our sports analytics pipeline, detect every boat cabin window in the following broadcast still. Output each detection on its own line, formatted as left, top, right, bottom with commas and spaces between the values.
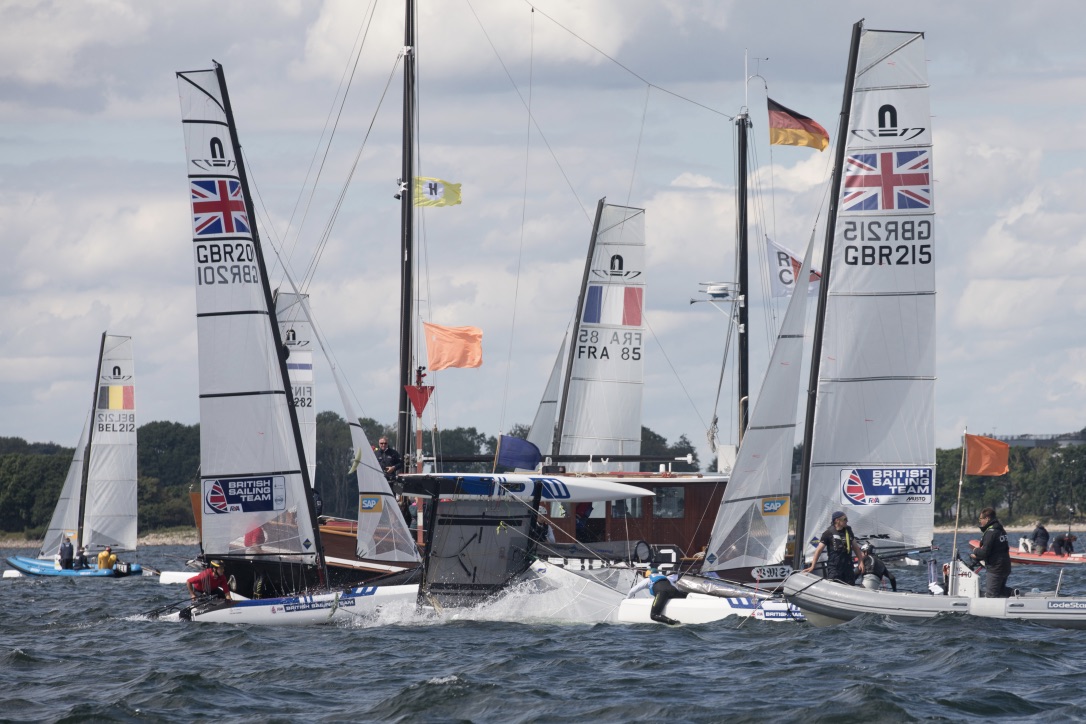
652, 486, 684, 519
612, 498, 642, 518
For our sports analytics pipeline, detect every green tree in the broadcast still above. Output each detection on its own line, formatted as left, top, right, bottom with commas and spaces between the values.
137, 421, 200, 488
639, 427, 700, 473
315, 411, 355, 518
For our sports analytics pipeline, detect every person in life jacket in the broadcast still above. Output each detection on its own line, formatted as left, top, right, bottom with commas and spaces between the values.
859, 543, 897, 592
58, 536, 74, 570
626, 566, 688, 625
186, 560, 232, 601
803, 511, 865, 584
970, 507, 1012, 598
97, 546, 117, 570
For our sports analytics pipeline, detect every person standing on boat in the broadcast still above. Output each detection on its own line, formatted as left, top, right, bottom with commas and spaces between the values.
1029, 522, 1050, 554
859, 543, 897, 592
627, 566, 687, 625
186, 560, 232, 601
58, 536, 74, 570
1051, 532, 1078, 556
970, 508, 1012, 597
96, 546, 117, 570
803, 511, 864, 584
374, 437, 403, 486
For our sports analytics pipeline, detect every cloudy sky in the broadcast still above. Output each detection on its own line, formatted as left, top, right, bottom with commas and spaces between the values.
2, 0, 1084, 469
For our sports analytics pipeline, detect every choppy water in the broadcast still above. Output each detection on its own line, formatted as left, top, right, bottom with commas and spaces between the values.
5, 533, 1086, 722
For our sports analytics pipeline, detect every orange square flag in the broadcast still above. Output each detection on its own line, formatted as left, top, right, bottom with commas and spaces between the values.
964, 433, 1010, 476
422, 322, 483, 371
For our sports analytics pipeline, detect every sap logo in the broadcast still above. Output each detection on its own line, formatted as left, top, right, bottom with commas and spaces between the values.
762, 497, 789, 516
359, 497, 381, 511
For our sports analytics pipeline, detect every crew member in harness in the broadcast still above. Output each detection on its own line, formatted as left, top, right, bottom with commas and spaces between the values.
626, 566, 688, 626
803, 510, 865, 584
186, 560, 233, 601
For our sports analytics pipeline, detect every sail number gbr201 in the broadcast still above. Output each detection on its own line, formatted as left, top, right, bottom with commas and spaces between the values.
841, 219, 932, 266
577, 329, 641, 361
194, 241, 259, 285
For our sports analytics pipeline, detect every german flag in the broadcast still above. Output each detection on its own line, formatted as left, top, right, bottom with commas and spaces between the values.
97, 385, 135, 410
767, 98, 829, 151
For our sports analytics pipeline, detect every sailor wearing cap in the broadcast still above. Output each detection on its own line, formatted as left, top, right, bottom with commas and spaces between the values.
186, 560, 233, 601
802, 510, 865, 584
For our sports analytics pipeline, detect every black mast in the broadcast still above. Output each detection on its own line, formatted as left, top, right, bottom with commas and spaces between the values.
75, 331, 107, 551
213, 62, 326, 575
553, 198, 606, 457
791, 20, 864, 571
735, 112, 751, 444
396, 0, 417, 471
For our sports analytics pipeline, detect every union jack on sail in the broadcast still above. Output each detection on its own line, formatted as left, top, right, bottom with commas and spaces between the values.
191, 178, 250, 235
842, 149, 930, 212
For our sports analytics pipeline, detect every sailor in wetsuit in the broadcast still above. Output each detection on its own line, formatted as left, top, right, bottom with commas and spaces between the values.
627, 566, 688, 625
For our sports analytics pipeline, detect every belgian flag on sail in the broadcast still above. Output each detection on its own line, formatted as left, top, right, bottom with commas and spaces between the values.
767, 98, 829, 151
98, 385, 134, 410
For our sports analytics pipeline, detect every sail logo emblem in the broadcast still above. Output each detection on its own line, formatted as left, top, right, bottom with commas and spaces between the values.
850, 103, 926, 142
100, 364, 132, 382
590, 254, 642, 280
761, 497, 789, 516
842, 150, 931, 212
204, 476, 287, 514
191, 136, 237, 171
841, 468, 933, 506
191, 178, 250, 236
359, 496, 383, 513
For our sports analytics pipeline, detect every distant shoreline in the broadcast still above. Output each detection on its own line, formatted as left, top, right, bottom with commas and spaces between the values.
0, 531, 199, 549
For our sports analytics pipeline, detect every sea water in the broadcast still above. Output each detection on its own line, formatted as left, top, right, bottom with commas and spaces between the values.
4, 533, 1086, 722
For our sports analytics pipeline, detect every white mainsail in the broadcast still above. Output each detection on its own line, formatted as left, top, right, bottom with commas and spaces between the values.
178, 67, 319, 565
274, 291, 317, 488
701, 238, 815, 575
802, 28, 935, 553
559, 202, 646, 472
82, 335, 138, 552
38, 412, 90, 559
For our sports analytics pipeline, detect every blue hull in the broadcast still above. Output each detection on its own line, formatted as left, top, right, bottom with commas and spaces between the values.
6, 556, 142, 578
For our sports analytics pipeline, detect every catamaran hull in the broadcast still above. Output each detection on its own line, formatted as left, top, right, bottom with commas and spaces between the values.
6, 556, 142, 578
617, 592, 802, 624
174, 584, 420, 625
784, 571, 1086, 629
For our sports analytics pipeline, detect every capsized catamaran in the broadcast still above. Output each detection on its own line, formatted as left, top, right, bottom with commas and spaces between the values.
161, 62, 418, 624
6, 333, 143, 578
781, 21, 1086, 629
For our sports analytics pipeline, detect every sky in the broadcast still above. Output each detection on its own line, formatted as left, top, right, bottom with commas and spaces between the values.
2, 0, 1085, 470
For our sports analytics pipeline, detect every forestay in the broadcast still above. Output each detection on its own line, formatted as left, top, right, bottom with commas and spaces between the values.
803, 29, 935, 553
178, 68, 318, 565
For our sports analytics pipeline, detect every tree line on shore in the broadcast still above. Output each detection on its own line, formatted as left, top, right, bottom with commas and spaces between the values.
2, 416, 1083, 539
0, 413, 700, 538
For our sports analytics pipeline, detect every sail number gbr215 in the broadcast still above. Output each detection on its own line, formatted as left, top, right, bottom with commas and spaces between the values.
194, 241, 260, 285
842, 219, 931, 266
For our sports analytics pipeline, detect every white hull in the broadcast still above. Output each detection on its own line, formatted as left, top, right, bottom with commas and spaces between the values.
158, 571, 192, 584
175, 584, 419, 625
784, 571, 1086, 629
617, 592, 803, 624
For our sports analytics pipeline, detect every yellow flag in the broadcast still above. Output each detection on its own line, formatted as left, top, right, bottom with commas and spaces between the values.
414, 177, 462, 207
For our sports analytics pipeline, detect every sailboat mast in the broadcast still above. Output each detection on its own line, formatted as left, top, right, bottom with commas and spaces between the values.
791, 19, 864, 571
553, 198, 606, 457
213, 63, 326, 566
74, 331, 107, 550
396, 0, 417, 468
735, 112, 751, 443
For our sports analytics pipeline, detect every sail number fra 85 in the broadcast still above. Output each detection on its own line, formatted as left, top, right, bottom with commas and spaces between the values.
194, 241, 260, 285
577, 329, 642, 361
842, 219, 932, 266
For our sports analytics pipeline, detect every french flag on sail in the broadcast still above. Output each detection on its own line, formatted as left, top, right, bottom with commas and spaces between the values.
582, 285, 643, 326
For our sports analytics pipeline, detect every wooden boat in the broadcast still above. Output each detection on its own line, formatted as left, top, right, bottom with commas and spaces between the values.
970, 539, 1086, 566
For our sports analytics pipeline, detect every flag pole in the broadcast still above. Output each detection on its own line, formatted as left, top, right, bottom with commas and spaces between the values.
949, 427, 969, 594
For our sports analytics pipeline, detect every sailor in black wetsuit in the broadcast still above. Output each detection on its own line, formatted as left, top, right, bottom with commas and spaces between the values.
803, 510, 864, 584
970, 507, 1012, 598
859, 543, 897, 592
627, 567, 687, 625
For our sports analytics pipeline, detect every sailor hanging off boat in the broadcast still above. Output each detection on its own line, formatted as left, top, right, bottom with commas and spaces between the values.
803, 510, 865, 584
627, 565, 688, 625
186, 560, 232, 601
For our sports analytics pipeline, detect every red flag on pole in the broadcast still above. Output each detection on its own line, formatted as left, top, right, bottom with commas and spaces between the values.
965, 434, 1010, 476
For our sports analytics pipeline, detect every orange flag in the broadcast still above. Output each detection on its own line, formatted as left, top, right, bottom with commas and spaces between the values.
965, 433, 1010, 476
422, 322, 483, 371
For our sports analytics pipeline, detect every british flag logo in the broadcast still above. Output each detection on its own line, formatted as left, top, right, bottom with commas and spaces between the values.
191, 178, 250, 236
843, 470, 867, 505
206, 481, 230, 513
842, 150, 931, 212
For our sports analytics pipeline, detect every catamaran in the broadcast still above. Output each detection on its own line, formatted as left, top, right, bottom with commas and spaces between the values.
6, 333, 143, 579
